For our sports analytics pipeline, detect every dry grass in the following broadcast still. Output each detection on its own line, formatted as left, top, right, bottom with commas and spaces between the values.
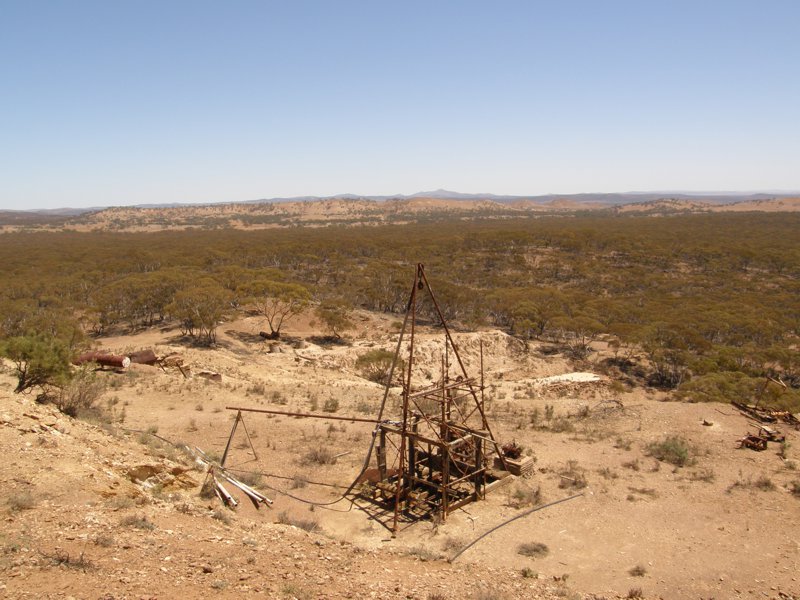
688, 468, 716, 483
7, 491, 35, 512
628, 487, 658, 499
629, 564, 647, 577
597, 466, 618, 480
301, 447, 337, 465
622, 458, 640, 471
507, 483, 541, 508
276, 511, 319, 532
212, 508, 232, 524
120, 514, 155, 530
517, 542, 549, 558
558, 460, 588, 490
727, 473, 777, 493
39, 549, 94, 572
614, 437, 633, 451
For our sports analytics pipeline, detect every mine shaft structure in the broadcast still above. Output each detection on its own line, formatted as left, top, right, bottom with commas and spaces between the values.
363, 263, 508, 534
220, 264, 513, 535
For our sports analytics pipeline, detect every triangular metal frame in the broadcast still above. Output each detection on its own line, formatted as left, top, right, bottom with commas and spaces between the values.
362, 263, 508, 534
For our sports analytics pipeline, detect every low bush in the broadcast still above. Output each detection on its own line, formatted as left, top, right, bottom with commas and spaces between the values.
355, 349, 398, 384
629, 565, 647, 577
120, 514, 155, 530
559, 460, 588, 489
302, 447, 337, 465
646, 435, 693, 467
276, 511, 319, 532
507, 484, 541, 508
517, 542, 549, 558
7, 491, 36, 511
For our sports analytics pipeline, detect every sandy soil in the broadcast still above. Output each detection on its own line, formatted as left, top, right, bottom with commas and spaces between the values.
1, 311, 798, 599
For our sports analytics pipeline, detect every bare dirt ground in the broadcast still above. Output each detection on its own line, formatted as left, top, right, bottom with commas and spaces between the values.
2, 311, 799, 600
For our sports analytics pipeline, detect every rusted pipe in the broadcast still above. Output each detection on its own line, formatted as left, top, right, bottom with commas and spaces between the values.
74, 352, 131, 369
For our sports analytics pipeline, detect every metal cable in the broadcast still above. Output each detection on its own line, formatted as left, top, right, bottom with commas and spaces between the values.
449, 492, 584, 562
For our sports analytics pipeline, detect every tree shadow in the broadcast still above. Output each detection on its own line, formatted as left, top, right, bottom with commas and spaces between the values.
163, 333, 220, 349
225, 329, 266, 345
308, 335, 352, 348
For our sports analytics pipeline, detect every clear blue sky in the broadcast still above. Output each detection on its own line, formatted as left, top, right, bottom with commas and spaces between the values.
1, 1, 799, 210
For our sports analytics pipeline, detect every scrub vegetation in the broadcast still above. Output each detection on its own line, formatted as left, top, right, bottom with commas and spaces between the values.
1, 213, 798, 411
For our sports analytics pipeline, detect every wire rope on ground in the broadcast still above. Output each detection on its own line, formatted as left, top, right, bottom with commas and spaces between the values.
449, 492, 584, 562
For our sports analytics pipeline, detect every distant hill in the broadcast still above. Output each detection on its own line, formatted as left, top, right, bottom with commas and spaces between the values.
2, 191, 799, 231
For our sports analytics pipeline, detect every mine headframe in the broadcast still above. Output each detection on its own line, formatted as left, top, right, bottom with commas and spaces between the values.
360, 263, 509, 534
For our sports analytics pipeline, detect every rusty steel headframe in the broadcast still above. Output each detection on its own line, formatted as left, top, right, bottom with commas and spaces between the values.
220, 264, 514, 534
358, 263, 509, 534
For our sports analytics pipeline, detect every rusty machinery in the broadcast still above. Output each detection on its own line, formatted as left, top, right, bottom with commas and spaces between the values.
359, 263, 509, 534
224, 264, 514, 535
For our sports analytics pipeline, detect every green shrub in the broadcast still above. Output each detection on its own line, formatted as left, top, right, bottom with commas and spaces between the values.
646, 435, 693, 467
355, 349, 401, 384
677, 371, 757, 404
53, 365, 105, 417
1, 334, 73, 394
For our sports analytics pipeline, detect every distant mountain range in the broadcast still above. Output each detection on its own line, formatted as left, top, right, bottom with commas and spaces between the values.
243, 189, 789, 207
1, 189, 799, 231
4, 189, 798, 215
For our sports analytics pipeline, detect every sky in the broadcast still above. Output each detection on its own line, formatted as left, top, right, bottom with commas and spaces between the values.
1, 1, 799, 210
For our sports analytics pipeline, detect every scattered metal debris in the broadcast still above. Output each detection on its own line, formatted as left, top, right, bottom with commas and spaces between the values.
160, 353, 190, 378
733, 398, 797, 451
733, 400, 799, 428
736, 425, 785, 452
737, 434, 768, 452
191, 446, 273, 510
196, 370, 222, 383
129, 349, 158, 365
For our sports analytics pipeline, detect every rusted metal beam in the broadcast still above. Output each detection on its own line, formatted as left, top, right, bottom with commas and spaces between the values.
448, 467, 486, 487
407, 378, 478, 401
225, 406, 380, 424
